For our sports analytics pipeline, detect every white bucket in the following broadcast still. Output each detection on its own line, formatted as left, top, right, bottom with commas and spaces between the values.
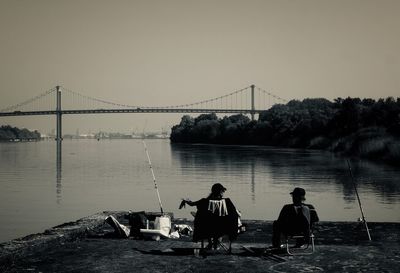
154, 215, 171, 237
140, 215, 171, 240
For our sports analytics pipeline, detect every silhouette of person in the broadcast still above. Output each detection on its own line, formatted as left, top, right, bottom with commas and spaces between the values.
179, 183, 239, 252
272, 187, 319, 248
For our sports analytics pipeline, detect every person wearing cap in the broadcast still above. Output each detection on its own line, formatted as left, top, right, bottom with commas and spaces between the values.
179, 183, 239, 252
272, 187, 319, 248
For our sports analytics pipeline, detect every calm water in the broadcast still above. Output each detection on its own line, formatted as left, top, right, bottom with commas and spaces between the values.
0, 139, 399, 243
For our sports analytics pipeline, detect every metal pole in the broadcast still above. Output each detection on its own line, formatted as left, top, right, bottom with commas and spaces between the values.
56, 86, 62, 143
346, 160, 372, 241
251, 84, 255, 120
56, 86, 62, 203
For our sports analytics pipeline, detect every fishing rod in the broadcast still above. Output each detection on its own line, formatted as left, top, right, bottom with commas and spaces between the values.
346, 159, 371, 241
143, 139, 164, 215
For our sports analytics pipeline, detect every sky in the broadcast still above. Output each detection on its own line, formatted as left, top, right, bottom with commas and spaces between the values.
0, 0, 399, 134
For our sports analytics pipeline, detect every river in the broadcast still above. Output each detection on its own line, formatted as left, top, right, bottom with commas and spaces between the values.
0, 139, 399, 243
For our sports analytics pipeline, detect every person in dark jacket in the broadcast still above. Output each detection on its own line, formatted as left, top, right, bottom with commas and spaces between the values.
179, 183, 239, 252
272, 187, 319, 248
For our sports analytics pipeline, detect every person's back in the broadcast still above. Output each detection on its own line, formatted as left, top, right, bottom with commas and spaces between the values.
272, 188, 319, 248
179, 183, 239, 251
204, 197, 238, 240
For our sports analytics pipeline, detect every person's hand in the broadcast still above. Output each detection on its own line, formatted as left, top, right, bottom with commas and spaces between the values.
179, 199, 186, 209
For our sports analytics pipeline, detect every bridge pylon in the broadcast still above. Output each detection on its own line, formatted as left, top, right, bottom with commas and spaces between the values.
251, 84, 255, 121
56, 86, 62, 143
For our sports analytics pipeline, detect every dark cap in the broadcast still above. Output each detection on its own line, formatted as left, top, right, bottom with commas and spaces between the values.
290, 187, 306, 198
211, 183, 226, 194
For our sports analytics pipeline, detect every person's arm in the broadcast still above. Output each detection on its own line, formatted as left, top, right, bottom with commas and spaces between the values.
179, 199, 198, 209
277, 204, 289, 223
308, 204, 319, 223
225, 198, 238, 217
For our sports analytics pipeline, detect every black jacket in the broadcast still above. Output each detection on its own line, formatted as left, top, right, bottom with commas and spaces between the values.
192, 197, 239, 242
277, 203, 319, 234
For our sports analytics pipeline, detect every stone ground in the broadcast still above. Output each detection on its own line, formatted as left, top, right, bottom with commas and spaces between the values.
1, 211, 399, 273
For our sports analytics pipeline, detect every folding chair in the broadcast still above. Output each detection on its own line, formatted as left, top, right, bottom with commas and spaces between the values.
192, 198, 239, 255
284, 232, 315, 255
200, 236, 232, 254
283, 203, 318, 255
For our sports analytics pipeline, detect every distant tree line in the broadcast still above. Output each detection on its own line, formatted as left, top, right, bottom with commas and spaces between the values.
171, 97, 400, 165
0, 125, 41, 141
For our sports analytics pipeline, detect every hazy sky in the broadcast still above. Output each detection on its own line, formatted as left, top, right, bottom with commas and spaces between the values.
0, 0, 399, 134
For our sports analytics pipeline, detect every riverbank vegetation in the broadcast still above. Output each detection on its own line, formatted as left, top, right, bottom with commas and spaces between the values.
170, 97, 400, 165
0, 125, 41, 141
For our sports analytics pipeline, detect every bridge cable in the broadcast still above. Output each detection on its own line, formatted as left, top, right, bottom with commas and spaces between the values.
255, 86, 288, 104
0, 87, 56, 112
61, 87, 142, 109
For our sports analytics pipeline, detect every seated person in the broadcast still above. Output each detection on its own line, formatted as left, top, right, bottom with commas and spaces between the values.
179, 183, 239, 251
272, 187, 319, 248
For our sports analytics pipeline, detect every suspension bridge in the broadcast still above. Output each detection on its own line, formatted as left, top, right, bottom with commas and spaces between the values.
0, 84, 287, 141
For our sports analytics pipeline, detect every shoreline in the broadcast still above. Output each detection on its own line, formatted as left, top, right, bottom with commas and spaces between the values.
1, 211, 399, 272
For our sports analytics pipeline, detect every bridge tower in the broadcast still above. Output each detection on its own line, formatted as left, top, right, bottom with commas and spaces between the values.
56, 86, 62, 143
251, 84, 255, 120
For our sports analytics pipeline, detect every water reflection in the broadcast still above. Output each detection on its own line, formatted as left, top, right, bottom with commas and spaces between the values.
56, 142, 62, 204
170, 143, 400, 206
351, 160, 400, 203
250, 161, 255, 202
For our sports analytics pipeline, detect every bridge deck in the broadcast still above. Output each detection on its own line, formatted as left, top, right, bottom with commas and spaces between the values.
0, 108, 262, 116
